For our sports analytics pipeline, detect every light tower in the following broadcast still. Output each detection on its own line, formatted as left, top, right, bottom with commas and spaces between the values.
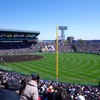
59, 26, 67, 40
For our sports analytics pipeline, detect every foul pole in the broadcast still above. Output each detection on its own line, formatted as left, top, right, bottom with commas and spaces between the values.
56, 26, 58, 81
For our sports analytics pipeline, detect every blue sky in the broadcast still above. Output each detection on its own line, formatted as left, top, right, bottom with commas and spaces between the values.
0, 0, 100, 40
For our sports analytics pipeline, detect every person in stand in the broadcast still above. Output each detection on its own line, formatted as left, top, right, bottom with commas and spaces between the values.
0, 57, 3, 61
0, 89, 20, 100
20, 74, 40, 100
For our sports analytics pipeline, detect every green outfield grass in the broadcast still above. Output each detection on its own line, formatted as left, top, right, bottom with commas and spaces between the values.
0, 53, 100, 85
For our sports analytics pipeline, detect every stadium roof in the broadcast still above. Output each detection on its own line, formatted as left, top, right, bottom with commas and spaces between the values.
0, 29, 40, 42
0, 29, 40, 36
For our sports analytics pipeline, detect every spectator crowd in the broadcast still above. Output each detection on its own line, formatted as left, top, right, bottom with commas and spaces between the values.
0, 40, 100, 55
74, 40, 100, 54
0, 69, 100, 100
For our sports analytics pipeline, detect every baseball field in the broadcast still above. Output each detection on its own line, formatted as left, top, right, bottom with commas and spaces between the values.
0, 52, 100, 85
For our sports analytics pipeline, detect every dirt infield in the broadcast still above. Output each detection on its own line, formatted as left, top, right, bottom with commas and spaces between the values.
0, 55, 44, 63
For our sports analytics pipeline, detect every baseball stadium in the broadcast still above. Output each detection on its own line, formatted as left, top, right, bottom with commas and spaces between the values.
0, 28, 100, 99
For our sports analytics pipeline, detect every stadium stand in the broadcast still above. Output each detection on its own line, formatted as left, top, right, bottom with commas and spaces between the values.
0, 41, 74, 55
73, 40, 100, 54
0, 29, 100, 99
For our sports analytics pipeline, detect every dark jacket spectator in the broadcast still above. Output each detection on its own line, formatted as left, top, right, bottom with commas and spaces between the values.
5, 79, 20, 91
0, 89, 20, 100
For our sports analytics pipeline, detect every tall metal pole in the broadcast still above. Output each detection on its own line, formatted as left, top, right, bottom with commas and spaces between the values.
56, 26, 58, 81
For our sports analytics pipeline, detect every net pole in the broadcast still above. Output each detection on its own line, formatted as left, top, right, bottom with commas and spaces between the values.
56, 26, 58, 81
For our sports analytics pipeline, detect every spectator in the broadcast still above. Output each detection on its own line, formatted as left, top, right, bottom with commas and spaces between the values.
0, 89, 20, 100
20, 74, 40, 100
5, 79, 20, 92
77, 93, 85, 100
